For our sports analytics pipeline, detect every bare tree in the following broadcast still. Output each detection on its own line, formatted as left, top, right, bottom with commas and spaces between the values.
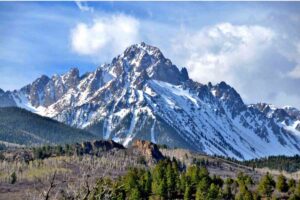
43, 171, 57, 200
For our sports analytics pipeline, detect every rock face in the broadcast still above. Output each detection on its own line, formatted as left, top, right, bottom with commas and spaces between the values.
78, 140, 125, 154
0, 89, 16, 107
132, 140, 164, 160
1, 43, 300, 160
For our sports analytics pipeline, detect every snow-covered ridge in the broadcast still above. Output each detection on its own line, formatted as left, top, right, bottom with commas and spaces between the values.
0, 42, 300, 160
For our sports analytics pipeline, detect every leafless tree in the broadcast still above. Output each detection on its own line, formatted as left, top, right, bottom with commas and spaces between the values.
43, 171, 57, 200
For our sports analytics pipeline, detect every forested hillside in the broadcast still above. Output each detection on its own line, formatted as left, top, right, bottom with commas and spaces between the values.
241, 155, 300, 173
1, 140, 300, 199
0, 107, 97, 146
89, 159, 300, 200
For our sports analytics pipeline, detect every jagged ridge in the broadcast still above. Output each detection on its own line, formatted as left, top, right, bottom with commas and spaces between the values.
0, 42, 300, 160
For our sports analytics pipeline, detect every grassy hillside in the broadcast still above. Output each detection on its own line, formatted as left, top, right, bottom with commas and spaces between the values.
0, 107, 97, 146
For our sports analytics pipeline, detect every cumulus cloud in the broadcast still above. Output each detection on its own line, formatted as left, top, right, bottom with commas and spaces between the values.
171, 23, 274, 84
287, 43, 300, 79
168, 22, 300, 108
71, 14, 140, 61
69, 15, 299, 108
75, 1, 94, 13
288, 65, 300, 78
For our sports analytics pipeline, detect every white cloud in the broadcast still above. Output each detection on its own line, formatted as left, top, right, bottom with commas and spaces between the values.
288, 65, 300, 78
75, 1, 94, 13
70, 14, 140, 60
287, 43, 300, 79
271, 92, 300, 109
171, 23, 274, 84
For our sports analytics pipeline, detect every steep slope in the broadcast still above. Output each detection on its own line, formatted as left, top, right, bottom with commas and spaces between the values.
0, 42, 299, 159
0, 107, 96, 146
251, 103, 300, 137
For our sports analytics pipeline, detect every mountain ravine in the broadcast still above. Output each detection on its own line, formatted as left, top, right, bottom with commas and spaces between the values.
1, 42, 300, 160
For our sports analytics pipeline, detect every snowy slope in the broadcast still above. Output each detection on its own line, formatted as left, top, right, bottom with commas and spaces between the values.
0, 42, 300, 160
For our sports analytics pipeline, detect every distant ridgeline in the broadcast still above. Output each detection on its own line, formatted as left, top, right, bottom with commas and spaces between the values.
0, 107, 97, 146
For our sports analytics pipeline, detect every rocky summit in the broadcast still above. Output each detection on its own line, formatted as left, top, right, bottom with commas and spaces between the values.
1, 43, 300, 160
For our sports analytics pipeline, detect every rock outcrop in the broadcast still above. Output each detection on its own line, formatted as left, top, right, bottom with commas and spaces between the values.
132, 140, 164, 160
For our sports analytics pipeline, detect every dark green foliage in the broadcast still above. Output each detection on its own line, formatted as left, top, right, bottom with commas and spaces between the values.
152, 161, 168, 198
88, 160, 297, 200
33, 144, 68, 159
289, 179, 297, 192
223, 178, 234, 200
241, 155, 300, 173
295, 183, 300, 196
123, 168, 145, 199
276, 174, 289, 193
184, 184, 192, 200
258, 172, 275, 198
236, 172, 253, 187
0, 107, 96, 146
235, 185, 253, 200
207, 183, 222, 200
10, 171, 17, 184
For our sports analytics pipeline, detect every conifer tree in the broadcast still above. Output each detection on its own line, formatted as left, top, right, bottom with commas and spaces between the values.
258, 172, 275, 198
289, 179, 297, 192
166, 162, 176, 198
276, 174, 289, 193
207, 183, 222, 200
128, 188, 141, 200
223, 178, 234, 200
151, 161, 167, 199
184, 184, 192, 200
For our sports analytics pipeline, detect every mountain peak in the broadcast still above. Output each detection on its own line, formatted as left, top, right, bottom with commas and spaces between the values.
121, 42, 166, 66
2, 43, 300, 160
108, 43, 188, 85
124, 42, 164, 58
65, 67, 79, 77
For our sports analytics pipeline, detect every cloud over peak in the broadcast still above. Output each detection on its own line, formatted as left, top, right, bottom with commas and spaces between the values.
70, 14, 140, 61
172, 23, 275, 84
287, 42, 300, 79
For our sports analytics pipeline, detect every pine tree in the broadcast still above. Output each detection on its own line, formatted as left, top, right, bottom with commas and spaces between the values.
294, 182, 300, 198
289, 179, 297, 192
179, 173, 187, 194
142, 170, 152, 197
199, 166, 210, 179
128, 188, 141, 200
223, 178, 234, 200
276, 174, 289, 193
235, 184, 253, 200
212, 175, 224, 188
184, 184, 192, 200
151, 161, 167, 199
258, 172, 275, 198
207, 183, 222, 200
196, 178, 210, 200
186, 165, 200, 186
166, 162, 176, 198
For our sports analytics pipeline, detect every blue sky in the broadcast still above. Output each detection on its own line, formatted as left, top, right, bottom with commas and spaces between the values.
0, 2, 300, 109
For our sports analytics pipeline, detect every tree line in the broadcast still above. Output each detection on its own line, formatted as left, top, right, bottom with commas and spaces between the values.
240, 155, 300, 173
85, 159, 300, 200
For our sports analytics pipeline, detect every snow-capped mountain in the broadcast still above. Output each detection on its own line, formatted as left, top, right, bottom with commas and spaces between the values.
251, 103, 300, 137
1, 42, 300, 160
